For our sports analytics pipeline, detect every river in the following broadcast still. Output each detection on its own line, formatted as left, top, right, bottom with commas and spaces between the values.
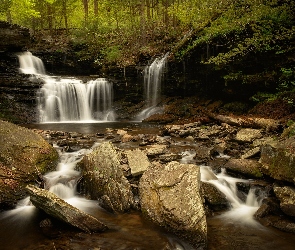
1, 122, 295, 249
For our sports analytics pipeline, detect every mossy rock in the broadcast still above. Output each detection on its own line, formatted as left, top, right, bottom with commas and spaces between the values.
260, 138, 295, 184
0, 120, 58, 209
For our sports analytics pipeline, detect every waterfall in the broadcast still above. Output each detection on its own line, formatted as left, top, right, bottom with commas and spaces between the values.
18, 51, 46, 75
18, 52, 115, 123
37, 77, 115, 122
135, 53, 168, 121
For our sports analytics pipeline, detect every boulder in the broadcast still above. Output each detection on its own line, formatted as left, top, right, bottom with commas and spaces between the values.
80, 142, 134, 213
274, 186, 295, 218
235, 128, 262, 142
224, 159, 263, 178
0, 120, 58, 209
241, 146, 260, 159
139, 161, 207, 248
26, 184, 108, 233
145, 144, 167, 157
201, 182, 229, 211
260, 138, 295, 183
194, 145, 214, 164
125, 149, 150, 176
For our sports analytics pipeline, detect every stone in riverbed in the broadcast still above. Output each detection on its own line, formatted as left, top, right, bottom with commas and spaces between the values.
0, 120, 58, 209
224, 158, 263, 178
260, 138, 295, 183
139, 161, 207, 248
274, 186, 295, 218
235, 128, 262, 142
125, 149, 150, 176
26, 184, 108, 233
80, 142, 134, 213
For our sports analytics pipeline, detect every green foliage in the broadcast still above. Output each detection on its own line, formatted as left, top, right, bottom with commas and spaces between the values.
1, 0, 295, 74
174, 1, 295, 66
277, 68, 295, 92
250, 92, 278, 103
102, 46, 122, 64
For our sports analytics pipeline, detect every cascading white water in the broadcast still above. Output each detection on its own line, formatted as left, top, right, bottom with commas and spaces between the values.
181, 150, 265, 226
201, 166, 264, 226
135, 53, 168, 121
37, 77, 115, 122
18, 52, 116, 123
18, 51, 46, 75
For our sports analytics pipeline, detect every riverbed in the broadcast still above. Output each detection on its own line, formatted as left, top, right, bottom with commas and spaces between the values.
1, 122, 295, 250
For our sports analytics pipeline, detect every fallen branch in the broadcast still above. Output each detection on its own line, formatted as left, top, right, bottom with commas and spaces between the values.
207, 112, 281, 131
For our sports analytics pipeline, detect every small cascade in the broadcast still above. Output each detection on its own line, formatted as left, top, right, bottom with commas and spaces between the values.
179, 151, 264, 226
135, 53, 168, 121
18, 51, 46, 75
18, 52, 115, 122
201, 166, 265, 226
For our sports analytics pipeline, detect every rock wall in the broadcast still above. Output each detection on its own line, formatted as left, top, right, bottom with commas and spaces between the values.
0, 21, 30, 52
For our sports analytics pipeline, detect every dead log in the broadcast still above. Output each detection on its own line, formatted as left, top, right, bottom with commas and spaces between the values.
207, 112, 280, 131
26, 184, 108, 233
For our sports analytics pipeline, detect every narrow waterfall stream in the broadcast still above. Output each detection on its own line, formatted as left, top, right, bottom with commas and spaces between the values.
18, 52, 115, 123
135, 53, 168, 121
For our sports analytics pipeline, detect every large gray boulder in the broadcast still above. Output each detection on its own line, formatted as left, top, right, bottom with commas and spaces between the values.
80, 142, 134, 213
274, 186, 295, 218
260, 138, 295, 183
0, 120, 58, 209
139, 161, 207, 249
26, 184, 108, 233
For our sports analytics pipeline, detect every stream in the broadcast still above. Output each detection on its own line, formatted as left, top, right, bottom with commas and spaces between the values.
1, 52, 295, 249
1, 122, 295, 249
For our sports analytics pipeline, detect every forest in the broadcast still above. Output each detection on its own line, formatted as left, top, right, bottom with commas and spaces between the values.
1, 0, 295, 104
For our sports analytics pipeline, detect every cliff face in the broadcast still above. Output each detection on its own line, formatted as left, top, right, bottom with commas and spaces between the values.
0, 21, 30, 52
0, 22, 38, 124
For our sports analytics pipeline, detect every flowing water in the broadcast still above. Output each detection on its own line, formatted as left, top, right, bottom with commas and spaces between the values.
2, 53, 295, 249
18, 52, 115, 123
1, 126, 295, 249
135, 53, 168, 121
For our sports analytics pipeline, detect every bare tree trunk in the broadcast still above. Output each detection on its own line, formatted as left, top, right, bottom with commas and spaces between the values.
62, 0, 68, 33
6, 10, 12, 23
47, 3, 53, 35
94, 0, 98, 16
163, 0, 169, 26
140, 0, 146, 46
82, 0, 89, 24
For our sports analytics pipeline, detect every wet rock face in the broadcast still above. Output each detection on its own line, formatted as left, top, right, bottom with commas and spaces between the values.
0, 21, 30, 52
224, 159, 263, 178
139, 161, 207, 249
260, 138, 295, 183
0, 120, 59, 209
26, 184, 108, 233
201, 182, 230, 212
80, 142, 135, 213
274, 186, 295, 218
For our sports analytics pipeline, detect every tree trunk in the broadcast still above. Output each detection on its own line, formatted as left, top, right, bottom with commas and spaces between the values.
94, 0, 98, 16
140, 0, 146, 46
82, 0, 89, 24
62, 0, 68, 33
47, 3, 53, 35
